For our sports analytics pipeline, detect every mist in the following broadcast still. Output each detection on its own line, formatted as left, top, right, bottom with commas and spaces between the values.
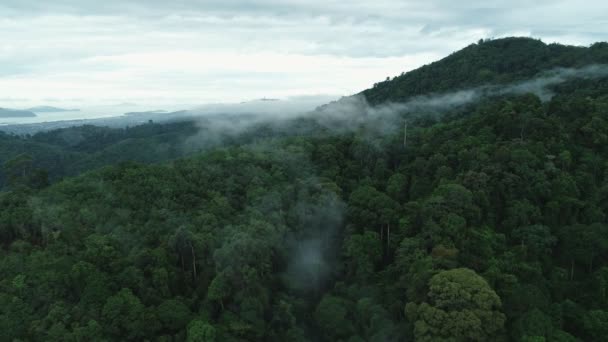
283, 190, 346, 293
189, 95, 340, 117
181, 63, 608, 152
234, 142, 347, 293
309, 63, 608, 135
499, 64, 608, 100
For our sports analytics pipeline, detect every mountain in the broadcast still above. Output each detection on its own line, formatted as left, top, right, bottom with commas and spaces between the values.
123, 110, 168, 116
2, 37, 608, 341
362, 37, 608, 104
26, 106, 80, 112
0, 121, 199, 187
0, 107, 36, 118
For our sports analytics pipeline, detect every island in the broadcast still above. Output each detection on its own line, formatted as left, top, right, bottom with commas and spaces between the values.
27, 106, 80, 112
0, 108, 37, 118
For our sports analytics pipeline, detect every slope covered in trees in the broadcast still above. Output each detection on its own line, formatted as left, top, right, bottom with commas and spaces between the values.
2, 37, 608, 341
0, 121, 199, 188
363, 37, 608, 104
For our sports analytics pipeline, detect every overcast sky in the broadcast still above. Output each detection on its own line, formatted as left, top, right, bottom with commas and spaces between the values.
1, 1, 607, 107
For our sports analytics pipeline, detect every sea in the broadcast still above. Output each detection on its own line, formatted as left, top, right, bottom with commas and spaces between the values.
0, 104, 191, 126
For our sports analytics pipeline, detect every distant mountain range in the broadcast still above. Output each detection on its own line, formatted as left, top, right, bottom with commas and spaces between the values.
0, 108, 37, 118
27, 106, 80, 112
123, 110, 168, 116
0, 105, 81, 118
239, 97, 280, 103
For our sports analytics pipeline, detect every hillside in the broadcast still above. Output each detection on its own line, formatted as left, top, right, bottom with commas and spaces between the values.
362, 37, 608, 104
0, 122, 200, 189
2, 37, 608, 341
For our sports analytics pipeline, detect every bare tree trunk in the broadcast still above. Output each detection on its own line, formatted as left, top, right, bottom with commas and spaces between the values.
191, 244, 197, 279
403, 120, 408, 148
571, 260, 574, 280
387, 223, 391, 249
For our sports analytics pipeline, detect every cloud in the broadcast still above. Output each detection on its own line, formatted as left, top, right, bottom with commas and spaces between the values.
179, 64, 608, 154
306, 64, 608, 141
0, 1, 606, 108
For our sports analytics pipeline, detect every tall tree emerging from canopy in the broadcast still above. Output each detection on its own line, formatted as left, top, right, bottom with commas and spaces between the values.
405, 268, 506, 341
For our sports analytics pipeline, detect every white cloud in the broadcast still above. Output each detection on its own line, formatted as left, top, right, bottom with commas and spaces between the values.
0, 1, 606, 108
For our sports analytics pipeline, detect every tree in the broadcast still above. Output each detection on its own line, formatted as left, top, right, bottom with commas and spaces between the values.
405, 268, 506, 341
512, 309, 553, 341
2, 153, 48, 190
386, 173, 408, 203
583, 310, 608, 341
187, 319, 216, 342
170, 226, 198, 281
347, 185, 399, 253
207, 271, 231, 310
512, 225, 556, 260
355, 298, 398, 341
344, 231, 382, 280
71, 320, 105, 341
101, 288, 146, 340
3, 154, 33, 187
157, 299, 192, 332
315, 295, 354, 340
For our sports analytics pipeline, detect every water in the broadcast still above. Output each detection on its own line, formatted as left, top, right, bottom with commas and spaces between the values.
0, 104, 191, 126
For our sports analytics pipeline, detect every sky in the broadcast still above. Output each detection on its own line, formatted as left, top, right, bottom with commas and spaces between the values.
1, 1, 607, 108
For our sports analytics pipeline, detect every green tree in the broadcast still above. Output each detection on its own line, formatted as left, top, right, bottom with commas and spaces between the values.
315, 295, 355, 340
405, 268, 506, 341
187, 319, 216, 342
583, 310, 608, 341
344, 231, 382, 280
101, 288, 146, 340
157, 299, 192, 332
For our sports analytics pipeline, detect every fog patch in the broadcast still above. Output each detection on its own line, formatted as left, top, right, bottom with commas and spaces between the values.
499, 64, 608, 101
183, 64, 608, 150
283, 184, 346, 294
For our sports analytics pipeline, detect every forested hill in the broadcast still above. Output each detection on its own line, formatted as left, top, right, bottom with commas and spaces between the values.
362, 37, 608, 105
0, 121, 199, 189
2, 38, 608, 341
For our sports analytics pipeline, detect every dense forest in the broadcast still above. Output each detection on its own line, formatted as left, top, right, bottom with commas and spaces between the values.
2, 37, 608, 341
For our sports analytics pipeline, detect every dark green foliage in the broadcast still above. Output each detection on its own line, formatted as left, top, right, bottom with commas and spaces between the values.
405, 268, 506, 341
0, 121, 199, 189
363, 37, 608, 105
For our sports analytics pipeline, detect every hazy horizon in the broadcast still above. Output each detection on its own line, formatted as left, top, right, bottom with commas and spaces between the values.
0, 0, 608, 113
1, 1, 607, 111
0, 94, 343, 125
